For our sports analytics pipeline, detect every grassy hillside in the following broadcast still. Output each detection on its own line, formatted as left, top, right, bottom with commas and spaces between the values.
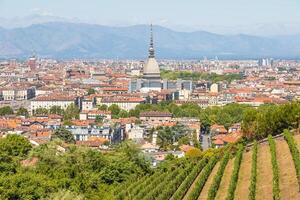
117, 130, 300, 200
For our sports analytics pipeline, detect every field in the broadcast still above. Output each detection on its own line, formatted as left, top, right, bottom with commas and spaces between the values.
117, 132, 300, 200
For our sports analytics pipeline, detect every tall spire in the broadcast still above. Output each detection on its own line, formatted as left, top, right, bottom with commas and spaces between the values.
148, 24, 155, 58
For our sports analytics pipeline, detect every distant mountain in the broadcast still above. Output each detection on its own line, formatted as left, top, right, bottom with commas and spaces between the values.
1, 22, 300, 59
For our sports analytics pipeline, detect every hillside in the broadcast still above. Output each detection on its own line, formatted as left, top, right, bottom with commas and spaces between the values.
117, 130, 300, 200
2, 22, 300, 59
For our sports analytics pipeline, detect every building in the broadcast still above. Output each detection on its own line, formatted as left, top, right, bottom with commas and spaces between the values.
2, 86, 35, 101
65, 124, 124, 144
98, 96, 145, 111
79, 110, 111, 121
140, 111, 172, 124
30, 94, 79, 114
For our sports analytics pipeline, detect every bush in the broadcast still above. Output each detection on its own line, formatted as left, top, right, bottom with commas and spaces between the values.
248, 141, 258, 200
187, 156, 218, 200
207, 152, 230, 200
225, 144, 244, 200
283, 129, 300, 190
268, 135, 280, 200
171, 158, 208, 200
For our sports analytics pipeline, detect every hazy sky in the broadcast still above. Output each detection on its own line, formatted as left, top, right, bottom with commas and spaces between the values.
1, 0, 300, 31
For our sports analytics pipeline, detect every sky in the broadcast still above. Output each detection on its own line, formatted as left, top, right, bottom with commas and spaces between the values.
1, 0, 300, 34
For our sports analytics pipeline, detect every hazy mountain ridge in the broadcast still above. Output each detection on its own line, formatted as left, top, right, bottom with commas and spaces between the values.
1, 22, 300, 59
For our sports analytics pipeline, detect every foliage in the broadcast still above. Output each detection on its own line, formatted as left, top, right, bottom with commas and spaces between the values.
87, 88, 96, 95
248, 141, 258, 200
225, 144, 244, 200
0, 106, 14, 116
98, 104, 108, 111
170, 158, 208, 200
157, 124, 190, 150
160, 70, 243, 83
283, 130, 300, 190
185, 148, 202, 158
0, 134, 32, 157
47, 190, 84, 200
187, 156, 218, 200
63, 103, 80, 121
207, 151, 230, 200
242, 101, 300, 140
50, 106, 64, 115
156, 162, 195, 200
268, 135, 280, 200
34, 107, 48, 115
108, 104, 121, 118
53, 127, 75, 144
16, 107, 29, 117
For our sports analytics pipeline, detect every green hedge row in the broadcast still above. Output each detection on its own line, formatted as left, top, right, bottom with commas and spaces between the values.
248, 141, 258, 200
186, 156, 218, 200
283, 129, 300, 190
170, 158, 208, 200
115, 175, 149, 200
207, 152, 230, 200
140, 163, 189, 200
268, 135, 280, 200
156, 161, 196, 200
225, 144, 244, 200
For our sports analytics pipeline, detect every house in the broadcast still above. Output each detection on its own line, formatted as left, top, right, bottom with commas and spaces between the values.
210, 124, 227, 136
140, 111, 172, 125
127, 125, 144, 141
79, 110, 111, 121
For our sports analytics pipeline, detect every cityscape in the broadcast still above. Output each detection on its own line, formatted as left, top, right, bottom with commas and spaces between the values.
1, 0, 300, 199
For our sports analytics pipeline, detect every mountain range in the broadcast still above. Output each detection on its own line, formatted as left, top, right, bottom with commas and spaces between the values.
1, 22, 300, 59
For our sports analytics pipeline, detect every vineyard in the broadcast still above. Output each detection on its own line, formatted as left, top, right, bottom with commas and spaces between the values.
116, 130, 300, 200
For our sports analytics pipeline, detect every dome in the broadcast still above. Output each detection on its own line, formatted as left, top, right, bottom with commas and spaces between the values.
143, 58, 161, 79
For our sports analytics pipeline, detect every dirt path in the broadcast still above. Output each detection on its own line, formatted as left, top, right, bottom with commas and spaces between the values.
214, 158, 234, 200
198, 162, 220, 200
234, 149, 252, 200
276, 139, 300, 199
256, 143, 273, 200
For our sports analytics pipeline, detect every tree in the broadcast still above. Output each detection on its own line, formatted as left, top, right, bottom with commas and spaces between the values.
53, 127, 75, 143
98, 104, 108, 111
87, 88, 96, 95
16, 107, 29, 117
0, 106, 14, 116
34, 108, 48, 115
108, 104, 121, 118
50, 106, 64, 115
95, 115, 104, 123
185, 148, 202, 158
63, 104, 80, 121
0, 134, 32, 157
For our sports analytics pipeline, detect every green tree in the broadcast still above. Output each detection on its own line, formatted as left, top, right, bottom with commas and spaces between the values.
53, 127, 75, 143
0, 134, 32, 157
108, 104, 121, 118
50, 106, 64, 115
34, 108, 49, 115
16, 107, 29, 117
87, 88, 96, 95
98, 104, 108, 111
64, 104, 80, 121
0, 106, 14, 116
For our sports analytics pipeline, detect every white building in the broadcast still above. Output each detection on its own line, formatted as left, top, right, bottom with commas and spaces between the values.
98, 96, 145, 111
30, 95, 78, 114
